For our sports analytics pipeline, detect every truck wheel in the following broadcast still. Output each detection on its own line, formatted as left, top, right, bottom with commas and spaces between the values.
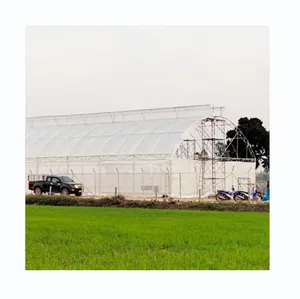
61, 188, 69, 196
34, 187, 42, 196
75, 192, 82, 197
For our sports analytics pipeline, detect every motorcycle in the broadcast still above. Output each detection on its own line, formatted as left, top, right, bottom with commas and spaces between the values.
233, 190, 249, 202
216, 186, 236, 201
233, 189, 261, 202
216, 186, 261, 202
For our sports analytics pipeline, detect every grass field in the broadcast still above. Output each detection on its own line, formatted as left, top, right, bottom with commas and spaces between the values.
26, 206, 269, 270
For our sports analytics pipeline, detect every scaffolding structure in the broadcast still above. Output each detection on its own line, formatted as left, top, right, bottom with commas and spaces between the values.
195, 116, 256, 196
199, 117, 226, 195
175, 139, 196, 159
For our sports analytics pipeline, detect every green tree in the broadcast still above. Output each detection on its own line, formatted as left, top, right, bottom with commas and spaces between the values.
226, 117, 269, 170
194, 149, 209, 160
215, 142, 230, 158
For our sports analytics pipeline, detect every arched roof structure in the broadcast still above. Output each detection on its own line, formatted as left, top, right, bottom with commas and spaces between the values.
26, 105, 224, 162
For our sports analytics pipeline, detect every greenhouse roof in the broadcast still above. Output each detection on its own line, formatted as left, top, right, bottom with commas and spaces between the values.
26, 105, 223, 160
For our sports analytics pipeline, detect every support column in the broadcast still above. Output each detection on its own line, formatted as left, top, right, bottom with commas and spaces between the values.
36, 160, 39, 175
132, 161, 135, 194
169, 160, 172, 197
66, 157, 69, 175
98, 157, 101, 196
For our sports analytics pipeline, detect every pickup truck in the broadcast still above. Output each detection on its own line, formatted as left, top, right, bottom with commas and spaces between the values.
28, 175, 83, 196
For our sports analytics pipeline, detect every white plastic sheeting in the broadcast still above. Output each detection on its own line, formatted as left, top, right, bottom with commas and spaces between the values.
26, 105, 225, 159
26, 118, 198, 158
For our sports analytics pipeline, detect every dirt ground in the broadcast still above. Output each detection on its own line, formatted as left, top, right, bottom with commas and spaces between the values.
82, 195, 264, 204
84, 195, 219, 203
27, 191, 263, 204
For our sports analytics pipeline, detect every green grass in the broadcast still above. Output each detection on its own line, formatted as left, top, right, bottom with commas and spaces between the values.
26, 206, 269, 270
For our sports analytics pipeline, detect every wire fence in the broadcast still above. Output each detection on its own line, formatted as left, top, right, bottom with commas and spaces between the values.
26, 170, 269, 199
256, 172, 270, 195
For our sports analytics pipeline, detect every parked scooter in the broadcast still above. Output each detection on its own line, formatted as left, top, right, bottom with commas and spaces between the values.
216, 186, 236, 201
216, 186, 261, 202
233, 190, 261, 202
233, 190, 249, 202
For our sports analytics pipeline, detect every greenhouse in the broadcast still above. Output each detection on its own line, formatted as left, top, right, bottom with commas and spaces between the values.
25, 105, 256, 198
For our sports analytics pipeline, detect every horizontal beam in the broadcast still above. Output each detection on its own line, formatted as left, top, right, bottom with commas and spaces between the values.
25, 153, 255, 164
26, 104, 214, 120
26, 153, 172, 163
193, 157, 256, 162
26, 104, 223, 127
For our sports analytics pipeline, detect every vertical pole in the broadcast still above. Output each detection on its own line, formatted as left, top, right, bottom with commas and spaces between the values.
155, 186, 158, 200
222, 119, 226, 191
199, 189, 201, 201
169, 161, 172, 197
248, 167, 252, 203
179, 173, 182, 199
116, 168, 119, 195
28, 169, 32, 188
194, 166, 197, 198
166, 167, 170, 196
253, 162, 256, 193
98, 159, 101, 197
132, 161, 135, 195
201, 120, 205, 198
186, 140, 189, 159
211, 118, 216, 195
36, 160, 39, 175
49, 185, 52, 195
237, 135, 239, 158
66, 157, 69, 175
165, 173, 167, 196
115, 187, 117, 197
141, 168, 144, 195
93, 168, 96, 195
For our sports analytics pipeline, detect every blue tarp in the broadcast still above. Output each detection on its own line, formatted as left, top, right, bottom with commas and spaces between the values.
262, 188, 270, 201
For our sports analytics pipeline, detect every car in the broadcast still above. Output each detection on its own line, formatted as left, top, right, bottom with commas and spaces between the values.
28, 175, 83, 196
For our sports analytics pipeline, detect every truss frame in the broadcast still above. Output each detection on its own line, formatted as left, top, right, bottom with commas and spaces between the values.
26, 153, 172, 164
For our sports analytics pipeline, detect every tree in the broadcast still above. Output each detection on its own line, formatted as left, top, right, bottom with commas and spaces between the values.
226, 117, 269, 170
215, 142, 230, 158
194, 149, 209, 160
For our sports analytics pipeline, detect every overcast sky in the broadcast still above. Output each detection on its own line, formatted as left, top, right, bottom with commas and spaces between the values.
26, 26, 269, 129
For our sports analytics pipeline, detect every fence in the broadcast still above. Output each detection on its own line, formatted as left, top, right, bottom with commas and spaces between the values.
26, 170, 266, 199
256, 172, 269, 195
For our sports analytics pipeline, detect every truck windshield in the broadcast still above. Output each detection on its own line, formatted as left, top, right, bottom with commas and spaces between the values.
59, 176, 74, 183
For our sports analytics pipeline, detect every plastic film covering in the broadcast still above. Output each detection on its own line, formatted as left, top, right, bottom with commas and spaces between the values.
26, 118, 198, 158
26, 105, 223, 158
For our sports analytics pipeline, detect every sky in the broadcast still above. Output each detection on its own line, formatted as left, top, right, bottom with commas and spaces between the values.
26, 26, 269, 129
